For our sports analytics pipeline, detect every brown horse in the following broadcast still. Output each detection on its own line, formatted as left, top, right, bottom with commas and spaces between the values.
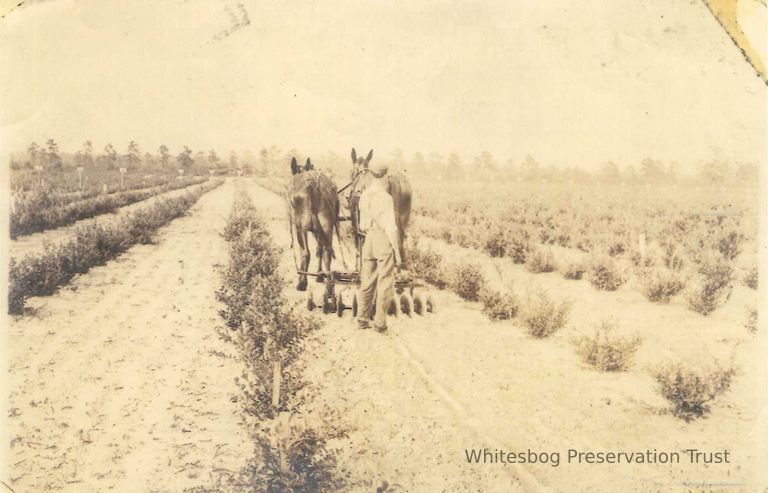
288, 157, 341, 293
347, 148, 412, 266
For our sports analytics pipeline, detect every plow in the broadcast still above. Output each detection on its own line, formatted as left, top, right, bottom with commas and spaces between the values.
301, 268, 437, 318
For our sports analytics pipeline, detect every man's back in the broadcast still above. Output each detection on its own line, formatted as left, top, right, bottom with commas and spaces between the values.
358, 180, 397, 237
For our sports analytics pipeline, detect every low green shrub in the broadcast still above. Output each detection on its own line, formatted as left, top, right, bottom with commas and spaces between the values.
248, 412, 344, 492
573, 321, 641, 371
744, 308, 758, 333
655, 364, 735, 421
686, 258, 734, 316
448, 262, 487, 302
506, 234, 532, 264
525, 248, 555, 273
744, 267, 758, 290
588, 256, 626, 291
519, 290, 571, 338
638, 268, 686, 303
483, 227, 511, 258
406, 244, 448, 289
561, 261, 587, 280
481, 287, 519, 321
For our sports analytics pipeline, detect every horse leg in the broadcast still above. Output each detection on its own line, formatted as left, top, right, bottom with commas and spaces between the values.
322, 232, 334, 299
315, 240, 325, 283
399, 229, 407, 267
297, 228, 310, 291
317, 214, 336, 300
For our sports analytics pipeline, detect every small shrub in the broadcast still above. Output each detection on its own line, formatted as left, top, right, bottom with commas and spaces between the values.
587, 256, 626, 291
525, 248, 555, 273
518, 290, 571, 338
717, 231, 744, 261
246, 412, 345, 492
655, 364, 735, 421
448, 262, 487, 302
743, 267, 758, 290
561, 261, 586, 280
659, 240, 685, 271
606, 240, 627, 257
686, 259, 734, 316
480, 288, 519, 321
505, 232, 532, 264
483, 227, 511, 258
406, 245, 448, 289
573, 321, 641, 372
629, 251, 655, 269
744, 308, 758, 333
639, 268, 686, 303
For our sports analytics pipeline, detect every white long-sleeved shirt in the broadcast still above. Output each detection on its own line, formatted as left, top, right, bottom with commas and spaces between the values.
358, 179, 400, 254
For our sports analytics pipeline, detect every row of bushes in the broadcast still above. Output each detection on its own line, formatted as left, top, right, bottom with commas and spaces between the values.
416, 189, 754, 269
418, 214, 753, 316
7, 179, 223, 314
213, 192, 344, 491
10, 176, 209, 238
406, 241, 738, 421
406, 244, 571, 338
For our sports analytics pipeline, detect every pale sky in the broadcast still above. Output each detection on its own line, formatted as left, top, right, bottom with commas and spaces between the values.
0, 0, 765, 170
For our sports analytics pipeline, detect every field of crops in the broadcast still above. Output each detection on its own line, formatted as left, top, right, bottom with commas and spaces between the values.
409, 179, 758, 313
9, 166, 215, 236
5, 166, 764, 491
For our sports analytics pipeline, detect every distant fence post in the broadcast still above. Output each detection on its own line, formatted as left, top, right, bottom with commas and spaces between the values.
76, 166, 84, 190
119, 167, 127, 189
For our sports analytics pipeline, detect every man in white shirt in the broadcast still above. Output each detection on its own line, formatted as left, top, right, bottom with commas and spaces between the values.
357, 160, 403, 332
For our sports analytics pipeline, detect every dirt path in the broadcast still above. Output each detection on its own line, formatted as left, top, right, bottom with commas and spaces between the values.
247, 181, 765, 492
3, 179, 250, 492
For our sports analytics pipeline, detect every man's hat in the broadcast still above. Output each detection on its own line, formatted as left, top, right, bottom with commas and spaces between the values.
368, 160, 388, 175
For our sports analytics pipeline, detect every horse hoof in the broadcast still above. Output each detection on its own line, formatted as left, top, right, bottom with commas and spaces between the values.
316, 274, 325, 283
297, 280, 307, 291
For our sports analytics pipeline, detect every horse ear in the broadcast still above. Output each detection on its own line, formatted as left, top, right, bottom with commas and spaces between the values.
290, 157, 300, 175
304, 158, 313, 171
351, 148, 357, 164
366, 149, 373, 162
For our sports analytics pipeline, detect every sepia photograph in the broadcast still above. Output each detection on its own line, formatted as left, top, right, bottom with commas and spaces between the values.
1, 0, 766, 491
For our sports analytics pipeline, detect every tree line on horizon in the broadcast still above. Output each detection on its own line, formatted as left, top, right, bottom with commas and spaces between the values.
9, 139, 759, 186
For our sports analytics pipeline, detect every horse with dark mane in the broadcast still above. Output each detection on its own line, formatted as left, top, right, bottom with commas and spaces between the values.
288, 157, 341, 294
346, 148, 412, 266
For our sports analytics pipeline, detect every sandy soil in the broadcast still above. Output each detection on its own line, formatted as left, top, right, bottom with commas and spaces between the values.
3, 180, 250, 492
3, 179, 765, 492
